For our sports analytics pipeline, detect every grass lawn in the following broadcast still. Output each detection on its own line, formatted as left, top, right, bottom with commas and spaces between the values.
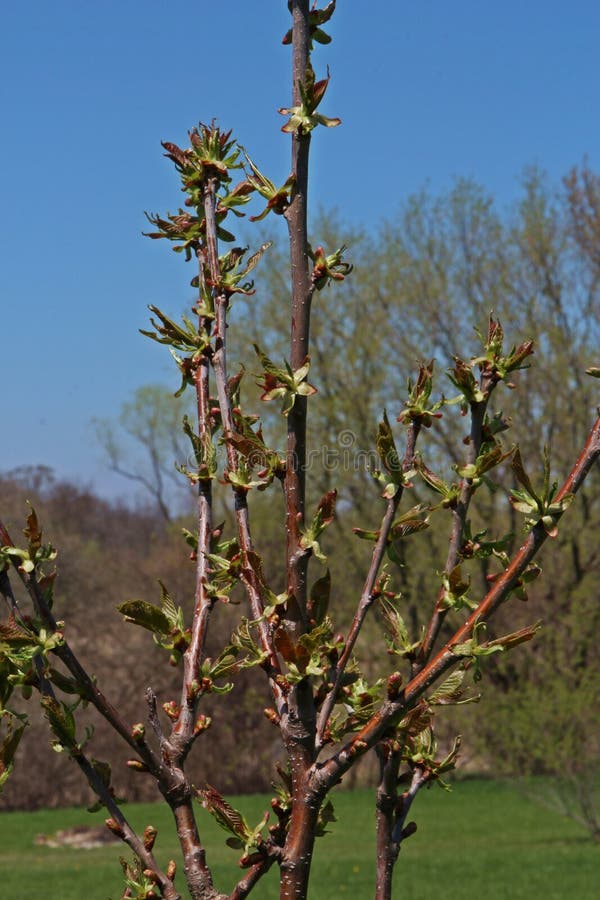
0, 780, 597, 899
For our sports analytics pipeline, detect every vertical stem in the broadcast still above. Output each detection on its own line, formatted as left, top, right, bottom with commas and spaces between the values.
374, 745, 401, 900
416, 382, 492, 670
203, 179, 282, 683
279, 7, 322, 900
280, 784, 322, 900
175, 348, 213, 745
284, 0, 312, 635
375, 762, 424, 900
166, 254, 219, 897
171, 799, 223, 900
316, 423, 420, 747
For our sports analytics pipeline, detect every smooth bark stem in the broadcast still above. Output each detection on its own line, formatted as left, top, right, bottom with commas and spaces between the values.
278, 7, 323, 900
228, 857, 278, 900
171, 799, 224, 900
280, 786, 322, 900
284, 0, 312, 634
375, 753, 423, 900
80, 752, 181, 900
374, 746, 400, 900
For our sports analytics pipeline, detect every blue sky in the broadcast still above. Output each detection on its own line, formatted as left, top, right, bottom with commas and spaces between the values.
2, 0, 599, 499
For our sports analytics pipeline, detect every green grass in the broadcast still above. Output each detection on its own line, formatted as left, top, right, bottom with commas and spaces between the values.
0, 780, 597, 899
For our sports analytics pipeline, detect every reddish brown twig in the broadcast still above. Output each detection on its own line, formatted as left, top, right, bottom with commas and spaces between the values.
316, 421, 421, 749
416, 372, 495, 668
316, 411, 600, 791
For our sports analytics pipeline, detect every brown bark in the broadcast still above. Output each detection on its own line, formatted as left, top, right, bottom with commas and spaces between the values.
283, 0, 312, 638
280, 782, 322, 900
374, 746, 400, 900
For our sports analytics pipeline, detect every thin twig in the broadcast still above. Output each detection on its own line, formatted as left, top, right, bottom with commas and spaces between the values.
315, 421, 420, 749
0, 520, 163, 776
0, 564, 179, 898
228, 854, 279, 900
202, 179, 282, 688
316, 412, 600, 790
375, 754, 424, 900
417, 374, 494, 667
172, 246, 215, 752
78, 750, 181, 900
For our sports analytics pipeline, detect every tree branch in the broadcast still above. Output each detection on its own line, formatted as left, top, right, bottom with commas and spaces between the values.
171, 248, 214, 755
0, 520, 163, 777
202, 179, 283, 693
316, 411, 600, 790
227, 855, 279, 900
316, 421, 421, 749
375, 751, 423, 900
417, 378, 494, 667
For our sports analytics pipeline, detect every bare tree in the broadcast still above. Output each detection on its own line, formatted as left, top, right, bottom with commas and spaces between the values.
93, 385, 193, 523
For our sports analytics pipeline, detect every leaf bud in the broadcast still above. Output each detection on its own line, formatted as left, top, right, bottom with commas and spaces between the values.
162, 700, 180, 721
187, 680, 201, 700
166, 860, 177, 881
105, 817, 124, 838
263, 707, 281, 726
275, 675, 291, 695
349, 739, 368, 758
326, 645, 339, 664
193, 715, 212, 735
143, 825, 158, 851
401, 821, 417, 840
387, 671, 403, 700
240, 851, 263, 868
173, 632, 190, 652
131, 723, 146, 742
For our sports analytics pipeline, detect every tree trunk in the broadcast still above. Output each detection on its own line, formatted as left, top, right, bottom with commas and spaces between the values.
279, 791, 321, 899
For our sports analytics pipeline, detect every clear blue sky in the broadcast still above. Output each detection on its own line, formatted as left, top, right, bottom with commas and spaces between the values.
2, 0, 599, 499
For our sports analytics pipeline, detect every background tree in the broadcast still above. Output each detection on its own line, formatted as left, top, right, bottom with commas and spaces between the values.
1, 5, 599, 900
93, 385, 194, 523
